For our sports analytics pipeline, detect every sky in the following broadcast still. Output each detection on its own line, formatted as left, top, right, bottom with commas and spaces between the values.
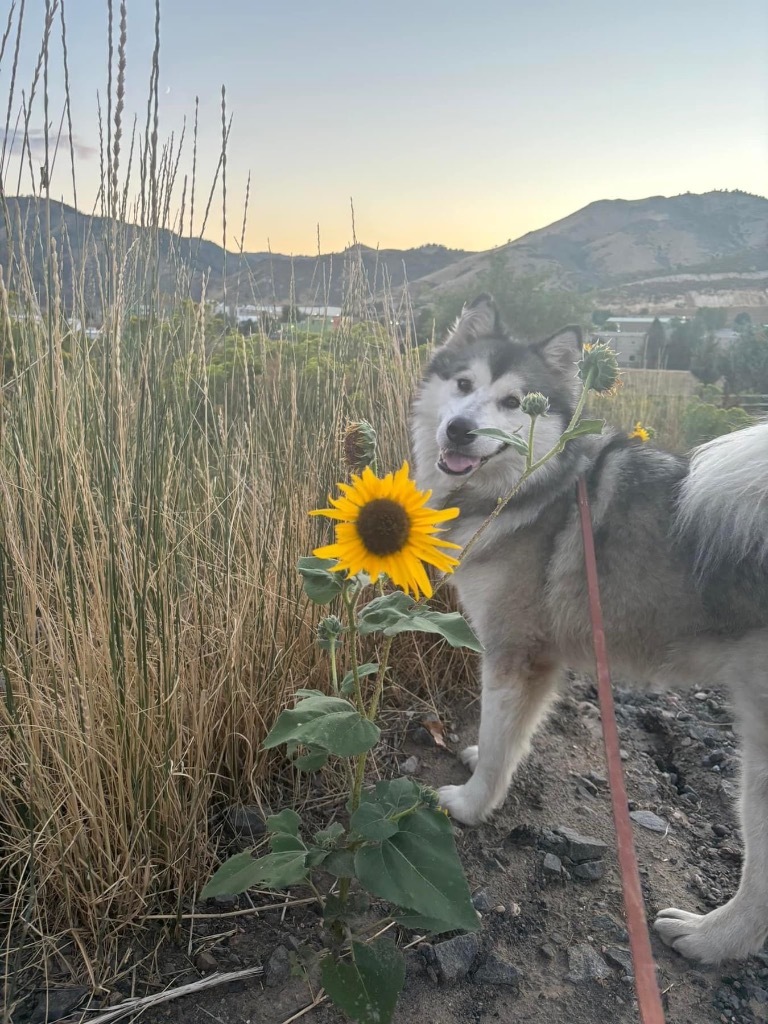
1, 0, 766, 255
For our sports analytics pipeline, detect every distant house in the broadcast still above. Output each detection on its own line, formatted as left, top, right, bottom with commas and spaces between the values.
592, 316, 681, 368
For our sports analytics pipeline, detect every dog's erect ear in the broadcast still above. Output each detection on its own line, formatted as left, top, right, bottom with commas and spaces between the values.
446, 294, 504, 345
535, 325, 583, 371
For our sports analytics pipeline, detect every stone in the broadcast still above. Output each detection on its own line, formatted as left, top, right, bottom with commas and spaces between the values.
400, 755, 420, 775
266, 945, 292, 988
543, 852, 563, 877
433, 933, 482, 982
195, 950, 219, 973
566, 944, 612, 983
591, 913, 629, 942
556, 826, 609, 863
472, 953, 521, 987
605, 947, 634, 977
27, 987, 90, 1024
471, 888, 493, 912
629, 810, 668, 833
221, 805, 266, 839
571, 859, 605, 881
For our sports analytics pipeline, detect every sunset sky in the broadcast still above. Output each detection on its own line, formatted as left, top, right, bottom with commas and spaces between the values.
2, 0, 766, 255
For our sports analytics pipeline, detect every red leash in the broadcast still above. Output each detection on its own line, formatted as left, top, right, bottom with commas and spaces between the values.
577, 476, 666, 1024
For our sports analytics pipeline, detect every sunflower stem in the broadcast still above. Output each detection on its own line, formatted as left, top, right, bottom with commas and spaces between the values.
342, 587, 365, 716
366, 634, 394, 723
328, 636, 339, 695
525, 415, 537, 472
432, 374, 595, 595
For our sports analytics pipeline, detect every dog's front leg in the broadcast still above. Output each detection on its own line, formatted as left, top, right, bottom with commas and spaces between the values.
439, 648, 561, 826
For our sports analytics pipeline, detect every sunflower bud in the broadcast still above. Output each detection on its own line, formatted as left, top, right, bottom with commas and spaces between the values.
317, 615, 345, 651
342, 420, 377, 472
577, 342, 621, 394
521, 392, 549, 418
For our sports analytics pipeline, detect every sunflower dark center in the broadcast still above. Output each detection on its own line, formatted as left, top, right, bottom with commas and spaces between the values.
356, 498, 410, 556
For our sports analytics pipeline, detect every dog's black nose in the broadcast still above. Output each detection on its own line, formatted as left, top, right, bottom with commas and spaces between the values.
446, 416, 477, 447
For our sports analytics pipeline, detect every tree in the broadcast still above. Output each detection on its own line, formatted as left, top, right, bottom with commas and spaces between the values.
644, 318, 666, 369
689, 333, 722, 384
720, 327, 768, 394
734, 311, 753, 330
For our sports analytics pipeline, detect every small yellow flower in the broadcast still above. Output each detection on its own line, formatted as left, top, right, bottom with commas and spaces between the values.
628, 421, 651, 442
310, 462, 461, 599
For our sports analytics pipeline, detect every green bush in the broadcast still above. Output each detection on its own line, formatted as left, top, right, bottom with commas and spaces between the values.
682, 397, 753, 448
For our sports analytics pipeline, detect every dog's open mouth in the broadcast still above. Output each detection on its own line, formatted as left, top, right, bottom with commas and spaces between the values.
438, 450, 484, 476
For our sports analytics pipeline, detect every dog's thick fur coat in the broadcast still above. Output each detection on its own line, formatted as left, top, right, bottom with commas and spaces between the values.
411, 295, 768, 963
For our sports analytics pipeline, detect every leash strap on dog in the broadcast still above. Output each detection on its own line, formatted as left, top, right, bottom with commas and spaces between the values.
577, 475, 666, 1024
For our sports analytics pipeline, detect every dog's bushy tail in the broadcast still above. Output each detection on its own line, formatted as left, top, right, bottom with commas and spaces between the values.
677, 421, 768, 577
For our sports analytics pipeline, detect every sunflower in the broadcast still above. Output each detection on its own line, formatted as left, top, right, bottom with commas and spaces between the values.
310, 462, 461, 599
628, 421, 651, 442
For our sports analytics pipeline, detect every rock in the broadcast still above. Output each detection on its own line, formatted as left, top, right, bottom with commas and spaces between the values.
566, 944, 612, 983
433, 933, 482, 982
571, 859, 605, 881
472, 953, 521, 987
471, 888, 493, 912
212, 893, 238, 909
605, 946, 634, 977
694, 691, 708, 700
506, 824, 540, 847
629, 810, 668, 833
591, 913, 629, 942
412, 726, 434, 746
221, 805, 266, 839
27, 987, 90, 1024
195, 950, 219, 973
620, 749, 629, 761
540, 943, 556, 960
266, 945, 292, 988
543, 852, 563, 877
403, 949, 426, 988
555, 826, 608, 863
400, 755, 420, 775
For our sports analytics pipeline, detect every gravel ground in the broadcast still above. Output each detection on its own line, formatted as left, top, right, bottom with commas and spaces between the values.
15, 678, 768, 1024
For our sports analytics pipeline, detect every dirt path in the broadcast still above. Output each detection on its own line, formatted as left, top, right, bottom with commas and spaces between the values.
20, 679, 768, 1024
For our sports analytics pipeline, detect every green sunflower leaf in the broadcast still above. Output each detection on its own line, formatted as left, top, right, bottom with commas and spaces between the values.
201, 848, 308, 898
321, 939, 405, 1024
264, 694, 380, 757
558, 418, 605, 444
297, 556, 345, 604
355, 807, 479, 933
340, 662, 380, 696
469, 426, 529, 454
266, 809, 301, 836
358, 595, 482, 652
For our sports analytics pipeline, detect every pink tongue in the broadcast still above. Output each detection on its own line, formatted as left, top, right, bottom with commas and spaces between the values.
443, 452, 481, 473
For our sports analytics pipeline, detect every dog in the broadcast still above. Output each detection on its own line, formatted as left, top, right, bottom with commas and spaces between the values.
411, 294, 768, 964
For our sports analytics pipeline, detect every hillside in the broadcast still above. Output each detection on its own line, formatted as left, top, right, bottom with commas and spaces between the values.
2, 191, 767, 319
408, 191, 768, 315
0, 197, 473, 314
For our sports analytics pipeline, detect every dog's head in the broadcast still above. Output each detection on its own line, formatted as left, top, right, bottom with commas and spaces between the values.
411, 294, 583, 503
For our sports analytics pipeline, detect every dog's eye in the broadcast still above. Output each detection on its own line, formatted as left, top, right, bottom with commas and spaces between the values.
456, 377, 473, 395
500, 395, 520, 410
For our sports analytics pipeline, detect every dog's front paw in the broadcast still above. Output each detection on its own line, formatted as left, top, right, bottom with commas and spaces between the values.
459, 745, 479, 772
654, 905, 768, 963
438, 783, 490, 826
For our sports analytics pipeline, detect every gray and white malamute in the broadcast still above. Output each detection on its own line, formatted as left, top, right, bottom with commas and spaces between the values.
411, 295, 768, 964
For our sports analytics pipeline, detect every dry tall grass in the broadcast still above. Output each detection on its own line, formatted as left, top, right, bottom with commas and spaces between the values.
0, 5, 478, 991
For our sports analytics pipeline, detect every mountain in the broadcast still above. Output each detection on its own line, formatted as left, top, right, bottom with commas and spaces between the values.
2, 191, 767, 319
408, 191, 768, 317
0, 197, 474, 314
